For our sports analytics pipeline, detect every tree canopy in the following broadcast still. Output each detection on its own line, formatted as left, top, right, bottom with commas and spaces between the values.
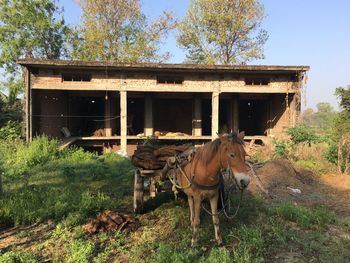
71, 0, 174, 62
176, 0, 268, 64
0, 0, 69, 102
300, 102, 336, 132
333, 85, 350, 139
0, 0, 69, 74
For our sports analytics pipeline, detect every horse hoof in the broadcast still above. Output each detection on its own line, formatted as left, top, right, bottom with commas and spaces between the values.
216, 239, 223, 246
191, 239, 197, 248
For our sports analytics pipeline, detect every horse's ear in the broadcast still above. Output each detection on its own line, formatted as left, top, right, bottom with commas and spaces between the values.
238, 131, 245, 140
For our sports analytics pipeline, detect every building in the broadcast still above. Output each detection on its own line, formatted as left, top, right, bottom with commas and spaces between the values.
18, 59, 309, 153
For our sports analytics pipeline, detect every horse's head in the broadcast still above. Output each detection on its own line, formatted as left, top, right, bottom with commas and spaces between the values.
219, 132, 250, 190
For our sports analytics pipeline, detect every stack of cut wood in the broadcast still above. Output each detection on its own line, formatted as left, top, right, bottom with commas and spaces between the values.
84, 210, 140, 234
131, 144, 192, 170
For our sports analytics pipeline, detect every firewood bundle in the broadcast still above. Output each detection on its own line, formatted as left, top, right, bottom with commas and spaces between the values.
131, 144, 192, 170
84, 210, 140, 234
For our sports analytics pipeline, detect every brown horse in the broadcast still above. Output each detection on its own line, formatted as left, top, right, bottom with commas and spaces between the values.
175, 132, 250, 246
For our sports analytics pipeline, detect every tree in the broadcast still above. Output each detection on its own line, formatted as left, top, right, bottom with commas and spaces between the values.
0, 0, 69, 73
300, 103, 336, 131
0, 0, 69, 100
333, 85, 350, 139
177, 0, 268, 64
72, 0, 174, 62
313, 102, 336, 130
300, 108, 314, 126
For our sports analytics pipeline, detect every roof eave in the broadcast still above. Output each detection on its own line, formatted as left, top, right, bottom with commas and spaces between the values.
16, 59, 310, 72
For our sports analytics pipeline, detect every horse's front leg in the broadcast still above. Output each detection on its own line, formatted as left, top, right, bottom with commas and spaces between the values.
191, 195, 201, 247
187, 195, 194, 227
210, 190, 222, 245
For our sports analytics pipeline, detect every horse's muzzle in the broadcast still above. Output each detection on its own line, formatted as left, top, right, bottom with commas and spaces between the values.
240, 177, 250, 188
233, 172, 250, 189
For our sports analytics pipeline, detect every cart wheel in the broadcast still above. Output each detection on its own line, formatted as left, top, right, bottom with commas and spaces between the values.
133, 169, 144, 214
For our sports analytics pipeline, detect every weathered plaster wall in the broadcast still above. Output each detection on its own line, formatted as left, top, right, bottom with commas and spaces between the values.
31, 69, 298, 94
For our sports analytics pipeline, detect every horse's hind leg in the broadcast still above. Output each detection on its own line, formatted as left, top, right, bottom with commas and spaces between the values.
191, 195, 201, 247
210, 191, 222, 245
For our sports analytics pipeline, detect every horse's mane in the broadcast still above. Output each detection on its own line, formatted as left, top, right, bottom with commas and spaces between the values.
194, 132, 244, 165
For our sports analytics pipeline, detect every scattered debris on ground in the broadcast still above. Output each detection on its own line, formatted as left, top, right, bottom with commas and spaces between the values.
83, 210, 140, 234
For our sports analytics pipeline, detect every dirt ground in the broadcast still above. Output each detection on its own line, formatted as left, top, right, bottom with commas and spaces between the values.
250, 159, 350, 217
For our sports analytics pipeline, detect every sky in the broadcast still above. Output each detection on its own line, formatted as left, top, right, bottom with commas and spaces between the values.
60, 0, 350, 110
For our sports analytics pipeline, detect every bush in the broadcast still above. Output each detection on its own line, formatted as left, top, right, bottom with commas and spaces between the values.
273, 139, 290, 157
0, 120, 21, 140
324, 143, 338, 164
287, 124, 320, 145
4, 135, 60, 177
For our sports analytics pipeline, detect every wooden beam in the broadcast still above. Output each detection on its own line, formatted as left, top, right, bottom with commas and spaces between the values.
120, 91, 127, 151
144, 94, 153, 136
193, 95, 202, 136
211, 92, 219, 140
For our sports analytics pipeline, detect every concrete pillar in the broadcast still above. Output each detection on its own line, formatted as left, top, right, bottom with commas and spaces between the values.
290, 93, 298, 127
233, 95, 239, 132
104, 92, 112, 136
144, 94, 153, 136
211, 92, 219, 140
193, 95, 202, 136
120, 91, 127, 151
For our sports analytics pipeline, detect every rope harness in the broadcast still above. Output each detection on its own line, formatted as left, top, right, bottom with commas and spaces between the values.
165, 148, 253, 219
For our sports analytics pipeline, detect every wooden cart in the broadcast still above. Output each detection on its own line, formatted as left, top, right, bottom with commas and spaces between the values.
133, 168, 165, 214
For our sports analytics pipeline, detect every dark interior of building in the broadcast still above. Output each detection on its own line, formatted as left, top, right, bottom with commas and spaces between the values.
154, 98, 192, 135
128, 97, 144, 135
239, 99, 269, 136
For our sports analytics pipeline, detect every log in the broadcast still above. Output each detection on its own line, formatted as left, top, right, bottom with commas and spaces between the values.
131, 144, 192, 170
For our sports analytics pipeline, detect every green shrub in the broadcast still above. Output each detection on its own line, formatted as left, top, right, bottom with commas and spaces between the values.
287, 124, 321, 145
273, 203, 336, 228
62, 147, 96, 163
0, 250, 38, 263
273, 139, 290, 157
324, 143, 338, 164
0, 120, 21, 140
5, 135, 60, 177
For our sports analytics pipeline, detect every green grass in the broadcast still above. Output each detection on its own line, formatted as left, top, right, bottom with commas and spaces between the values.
271, 203, 336, 228
0, 138, 134, 227
0, 250, 38, 263
0, 137, 349, 262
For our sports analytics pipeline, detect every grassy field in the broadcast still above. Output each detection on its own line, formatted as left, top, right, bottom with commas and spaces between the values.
0, 137, 350, 262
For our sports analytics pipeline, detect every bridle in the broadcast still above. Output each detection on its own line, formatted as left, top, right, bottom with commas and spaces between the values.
168, 142, 247, 219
